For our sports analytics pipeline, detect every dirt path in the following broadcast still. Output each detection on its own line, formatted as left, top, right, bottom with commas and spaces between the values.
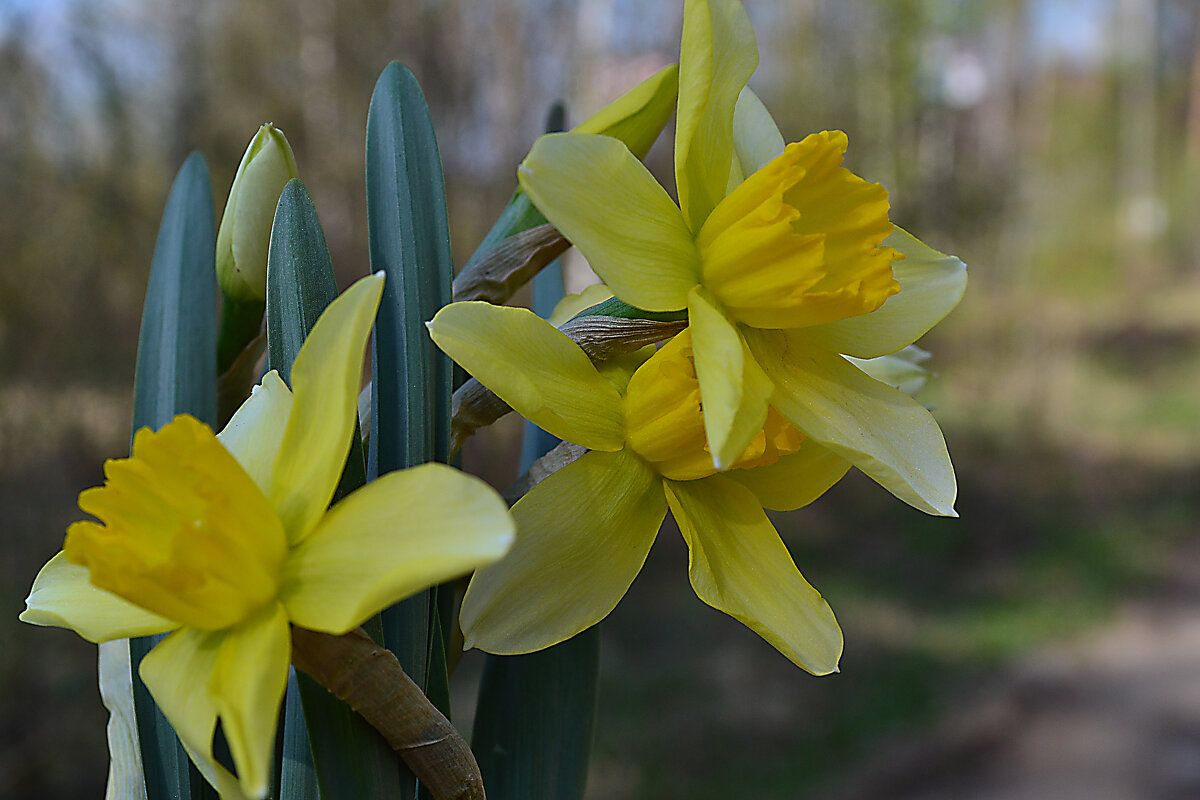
835, 538, 1200, 800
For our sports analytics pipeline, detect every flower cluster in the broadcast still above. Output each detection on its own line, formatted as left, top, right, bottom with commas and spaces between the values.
20, 0, 965, 797
429, 0, 966, 674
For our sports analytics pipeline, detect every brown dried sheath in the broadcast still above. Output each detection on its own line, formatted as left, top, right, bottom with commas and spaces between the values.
290, 626, 485, 800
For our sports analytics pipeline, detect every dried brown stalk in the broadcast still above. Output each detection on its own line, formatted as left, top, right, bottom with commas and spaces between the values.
290, 626, 485, 800
451, 223, 570, 305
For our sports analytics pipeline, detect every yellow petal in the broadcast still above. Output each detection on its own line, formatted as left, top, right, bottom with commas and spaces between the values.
138, 627, 224, 785
428, 301, 625, 451
748, 329, 957, 516
281, 463, 514, 634
20, 552, 177, 643
217, 370, 293, 495
805, 227, 968, 358
665, 475, 842, 674
732, 87, 784, 177
687, 286, 772, 469
209, 604, 290, 800
574, 63, 679, 159
848, 345, 931, 396
270, 273, 384, 544
675, 0, 759, 232
460, 448, 665, 654
727, 439, 852, 511
518, 133, 700, 311
547, 283, 614, 327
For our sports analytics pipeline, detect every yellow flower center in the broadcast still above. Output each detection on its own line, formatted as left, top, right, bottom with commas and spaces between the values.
695, 130, 902, 330
63, 414, 288, 630
624, 330, 805, 480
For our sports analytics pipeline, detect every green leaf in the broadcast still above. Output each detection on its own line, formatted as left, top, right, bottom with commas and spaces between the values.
267, 179, 402, 800
128, 152, 218, 800
366, 62, 457, 799
471, 629, 600, 800
572, 295, 689, 323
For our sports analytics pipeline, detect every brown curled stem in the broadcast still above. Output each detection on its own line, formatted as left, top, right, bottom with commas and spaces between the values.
451, 223, 570, 305
290, 626, 485, 800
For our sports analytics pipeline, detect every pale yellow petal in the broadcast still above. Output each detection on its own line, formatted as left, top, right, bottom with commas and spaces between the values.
216, 370, 293, 495
665, 476, 842, 674
574, 63, 679, 159
138, 627, 223, 783
748, 329, 957, 516
805, 228, 967, 358
547, 283, 614, 327
687, 286, 772, 469
270, 273, 384, 544
281, 463, 514, 634
20, 552, 178, 643
676, 0, 759, 232
428, 301, 625, 450
732, 86, 785, 177
727, 439, 852, 511
518, 133, 700, 311
209, 604, 290, 800
460, 448, 665, 654
848, 345, 931, 396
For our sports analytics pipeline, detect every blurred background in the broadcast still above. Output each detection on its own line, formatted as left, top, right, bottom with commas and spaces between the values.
3, 0, 1199, 797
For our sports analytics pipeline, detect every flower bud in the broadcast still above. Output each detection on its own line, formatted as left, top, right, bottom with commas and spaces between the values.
216, 124, 299, 303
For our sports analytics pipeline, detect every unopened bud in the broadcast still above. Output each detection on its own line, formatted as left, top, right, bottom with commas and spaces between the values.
216, 124, 299, 303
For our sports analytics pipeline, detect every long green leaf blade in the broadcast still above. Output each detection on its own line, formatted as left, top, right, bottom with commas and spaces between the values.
472, 630, 600, 800
128, 151, 218, 800
267, 179, 401, 800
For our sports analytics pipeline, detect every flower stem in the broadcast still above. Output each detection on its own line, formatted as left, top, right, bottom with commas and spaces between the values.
290, 626, 485, 800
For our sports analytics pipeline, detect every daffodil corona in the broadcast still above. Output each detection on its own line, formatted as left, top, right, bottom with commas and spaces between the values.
517, 0, 967, 517
22, 275, 515, 800
429, 301, 848, 675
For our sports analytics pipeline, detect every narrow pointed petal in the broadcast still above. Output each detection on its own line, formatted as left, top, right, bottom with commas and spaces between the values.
748, 329, 957, 515
138, 627, 223, 783
688, 286, 772, 469
281, 463, 514, 634
676, 0, 759, 232
99, 640, 147, 800
848, 345, 931, 396
460, 448, 666, 654
209, 604, 290, 800
270, 273, 384, 544
574, 63, 679, 159
20, 552, 177, 643
665, 476, 842, 674
428, 301, 625, 450
518, 133, 700, 311
216, 370, 293, 495
727, 439, 852, 511
732, 87, 785, 177
806, 228, 968, 358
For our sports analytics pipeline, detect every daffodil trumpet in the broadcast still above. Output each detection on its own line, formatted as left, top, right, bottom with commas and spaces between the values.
516, 0, 967, 518
22, 274, 515, 800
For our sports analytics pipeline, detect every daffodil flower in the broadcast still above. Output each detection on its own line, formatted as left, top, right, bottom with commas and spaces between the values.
429, 300, 847, 674
517, 0, 967, 516
21, 274, 515, 800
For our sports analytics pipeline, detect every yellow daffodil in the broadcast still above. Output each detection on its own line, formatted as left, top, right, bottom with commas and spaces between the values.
517, 0, 967, 516
429, 300, 847, 674
21, 274, 515, 800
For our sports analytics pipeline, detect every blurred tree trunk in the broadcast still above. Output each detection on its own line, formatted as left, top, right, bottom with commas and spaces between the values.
1115, 0, 1161, 301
